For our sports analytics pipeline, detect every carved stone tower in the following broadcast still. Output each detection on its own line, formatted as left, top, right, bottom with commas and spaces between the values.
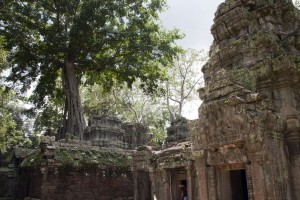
194, 0, 300, 199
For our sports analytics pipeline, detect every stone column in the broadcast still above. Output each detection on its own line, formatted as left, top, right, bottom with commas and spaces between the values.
133, 170, 139, 200
290, 155, 300, 200
149, 168, 156, 200
186, 162, 193, 200
39, 136, 56, 199
162, 169, 169, 200
194, 158, 209, 200
248, 150, 267, 200
277, 79, 300, 199
208, 166, 217, 200
245, 165, 254, 200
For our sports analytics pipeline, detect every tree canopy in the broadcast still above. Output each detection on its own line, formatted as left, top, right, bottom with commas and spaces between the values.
81, 48, 207, 144
0, 0, 182, 138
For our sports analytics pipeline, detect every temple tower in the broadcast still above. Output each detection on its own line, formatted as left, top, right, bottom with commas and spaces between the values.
194, 0, 300, 199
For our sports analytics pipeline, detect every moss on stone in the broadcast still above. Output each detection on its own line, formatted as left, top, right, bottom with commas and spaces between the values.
20, 148, 132, 173
56, 149, 132, 172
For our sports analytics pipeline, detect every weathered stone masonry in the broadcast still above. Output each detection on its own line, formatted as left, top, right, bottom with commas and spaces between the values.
133, 0, 300, 199
3, 0, 300, 199
11, 115, 150, 200
16, 137, 134, 200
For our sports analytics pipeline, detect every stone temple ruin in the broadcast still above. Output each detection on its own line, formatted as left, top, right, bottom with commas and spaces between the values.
1, 0, 300, 199
134, 0, 300, 199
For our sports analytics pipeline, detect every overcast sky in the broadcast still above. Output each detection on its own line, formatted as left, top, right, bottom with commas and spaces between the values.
160, 0, 224, 51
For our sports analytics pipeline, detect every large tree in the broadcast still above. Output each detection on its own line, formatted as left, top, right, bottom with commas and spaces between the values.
165, 49, 207, 121
0, 0, 181, 139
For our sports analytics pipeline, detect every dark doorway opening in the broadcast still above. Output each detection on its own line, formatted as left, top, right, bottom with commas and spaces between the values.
180, 179, 187, 187
230, 169, 248, 200
168, 168, 187, 200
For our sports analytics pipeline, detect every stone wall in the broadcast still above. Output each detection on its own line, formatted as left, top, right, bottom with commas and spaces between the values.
21, 171, 133, 200
15, 136, 134, 200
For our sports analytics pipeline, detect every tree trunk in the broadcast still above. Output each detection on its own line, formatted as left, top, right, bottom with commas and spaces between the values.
62, 56, 85, 139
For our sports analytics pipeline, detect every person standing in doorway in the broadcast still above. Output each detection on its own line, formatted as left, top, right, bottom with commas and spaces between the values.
179, 184, 187, 200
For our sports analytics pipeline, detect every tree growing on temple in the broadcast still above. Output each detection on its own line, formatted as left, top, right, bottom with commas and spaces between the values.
0, 0, 182, 139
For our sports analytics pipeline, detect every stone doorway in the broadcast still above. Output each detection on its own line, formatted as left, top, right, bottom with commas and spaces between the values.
218, 169, 249, 200
167, 167, 187, 200
230, 169, 248, 200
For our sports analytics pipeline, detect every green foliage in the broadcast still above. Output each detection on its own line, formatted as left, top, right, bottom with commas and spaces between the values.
21, 149, 132, 172
0, 0, 182, 107
0, 87, 25, 154
0, 0, 182, 137
0, 37, 8, 73
20, 151, 42, 168
33, 100, 64, 134
81, 49, 207, 143
56, 149, 132, 172
81, 81, 168, 143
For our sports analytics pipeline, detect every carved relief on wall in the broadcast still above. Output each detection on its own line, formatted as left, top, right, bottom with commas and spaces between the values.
195, 99, 247, 149
207, 146, 246, 166
194, 90, 285, 151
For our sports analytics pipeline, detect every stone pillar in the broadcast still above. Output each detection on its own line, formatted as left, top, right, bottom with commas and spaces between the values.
194, 158, 209, 200
248, 151, 267, 200
149, 169, 156, 200
208, 166, 217, 200
246, 164, 254, 200
277, 79, 300, 199
186, 162, 193, 200
39, 136, 56, 199
133, 171, 138, 200
290, 156, 300, 200
286, 118, 300, 200
162, 169, 169, 200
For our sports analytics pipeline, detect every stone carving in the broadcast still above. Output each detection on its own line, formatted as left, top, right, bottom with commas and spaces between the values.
207, 146, 246, 165
193, 0, 300, 199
